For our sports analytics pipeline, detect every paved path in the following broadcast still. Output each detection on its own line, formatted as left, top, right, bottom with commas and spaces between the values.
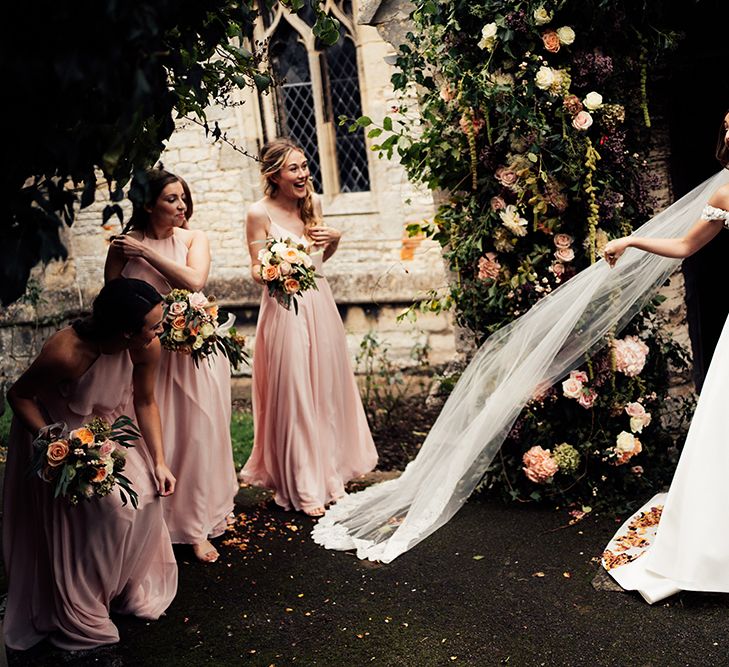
6, 484, 729, 666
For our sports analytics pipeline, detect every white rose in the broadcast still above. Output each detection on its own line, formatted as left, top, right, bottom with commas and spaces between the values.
629, 416, 646, 434
562, 377, 583, 399
270, 242, 288, 257
535, 66, 555, 90
499, 205, 528, 237
556, 26, 575, 45
533, 6, 552, 25
583, 91, 603, 110
478, 22, 498, 50
258, 249, 273, 265
615, 431, 636, 455
200, 322, 215, 339
171, 328, 187, 342
192, 335, 204, 350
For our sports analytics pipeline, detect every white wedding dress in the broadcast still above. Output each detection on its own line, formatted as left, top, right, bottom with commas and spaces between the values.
603, 202, 729, 604
313, 169, 729, 578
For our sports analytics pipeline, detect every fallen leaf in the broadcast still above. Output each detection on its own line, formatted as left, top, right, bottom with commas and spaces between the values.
472, 555, 485, 561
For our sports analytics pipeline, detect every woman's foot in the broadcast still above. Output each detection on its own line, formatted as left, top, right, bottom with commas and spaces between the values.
193, 540, 219, 563
303, 506, 325, 517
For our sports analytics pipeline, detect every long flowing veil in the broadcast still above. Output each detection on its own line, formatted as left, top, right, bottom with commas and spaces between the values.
313, 169, 729, 563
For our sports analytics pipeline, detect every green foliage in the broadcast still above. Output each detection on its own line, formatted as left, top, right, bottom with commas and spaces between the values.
357, 0, 692, 508
355, 331, 431, 431
231, 409, 254, 469
0, 0, 339, 305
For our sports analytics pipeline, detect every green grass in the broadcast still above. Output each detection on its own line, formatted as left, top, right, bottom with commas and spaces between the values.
230, 409, 254, 469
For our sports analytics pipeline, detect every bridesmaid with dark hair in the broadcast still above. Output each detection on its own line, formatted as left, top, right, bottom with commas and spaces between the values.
4, 277, 177, 650
105, 168, 238, 563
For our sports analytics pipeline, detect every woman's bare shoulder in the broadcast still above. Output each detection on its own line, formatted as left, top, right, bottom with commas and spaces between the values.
708, 183, 729, 211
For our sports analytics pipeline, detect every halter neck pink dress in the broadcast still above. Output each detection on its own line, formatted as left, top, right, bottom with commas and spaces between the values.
3, 345, 177, 650
239, 217, 377, 512
122, 232, 238, 544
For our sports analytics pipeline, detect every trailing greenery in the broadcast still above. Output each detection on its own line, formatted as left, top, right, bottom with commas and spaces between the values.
0, 0, 339, 305
350, 0, 692, 509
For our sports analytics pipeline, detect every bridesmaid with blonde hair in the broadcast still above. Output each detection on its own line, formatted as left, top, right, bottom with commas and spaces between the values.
239, 137, 377, 516
105, 168, 238, 562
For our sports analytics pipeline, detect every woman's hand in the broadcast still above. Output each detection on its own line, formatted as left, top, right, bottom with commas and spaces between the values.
251, 263, 264, 285
154, 462, 176, 496
309, 225, 342, 246
603, 237, 631, 267
110, 234, 148, 260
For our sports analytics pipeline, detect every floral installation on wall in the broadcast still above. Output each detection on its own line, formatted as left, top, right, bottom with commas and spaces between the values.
350, 0, 693, 509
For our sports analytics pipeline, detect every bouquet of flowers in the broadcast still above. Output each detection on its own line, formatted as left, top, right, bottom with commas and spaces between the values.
29, 416, 141, 507
160, 289, 249, 368
258, 237, 319, 313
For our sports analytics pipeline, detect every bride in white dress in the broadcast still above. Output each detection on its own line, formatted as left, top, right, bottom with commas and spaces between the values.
599, 110, 729, 603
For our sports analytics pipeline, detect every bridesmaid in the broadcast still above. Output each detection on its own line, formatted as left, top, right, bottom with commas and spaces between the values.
4, 277, 177, 650
239, 138, 378, 516
105, 169, 238, 563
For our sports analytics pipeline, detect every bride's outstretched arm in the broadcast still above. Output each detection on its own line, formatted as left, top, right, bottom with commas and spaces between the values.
604, 184, 729, 266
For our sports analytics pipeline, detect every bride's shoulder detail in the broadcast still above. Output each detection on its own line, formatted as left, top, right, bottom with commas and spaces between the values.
702, 203, 729, 224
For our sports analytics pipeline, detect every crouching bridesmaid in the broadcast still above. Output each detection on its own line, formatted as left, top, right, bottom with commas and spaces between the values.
3, 277, 177, 651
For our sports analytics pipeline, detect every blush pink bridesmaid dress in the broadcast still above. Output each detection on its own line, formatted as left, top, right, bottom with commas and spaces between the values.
3, 349, 177, 650
122, 233, 238, 544
239, 218, 377, 513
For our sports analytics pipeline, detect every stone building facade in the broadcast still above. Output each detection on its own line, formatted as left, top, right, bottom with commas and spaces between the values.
0, 0, 456, 392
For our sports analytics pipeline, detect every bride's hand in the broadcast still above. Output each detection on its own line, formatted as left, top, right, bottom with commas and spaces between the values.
309, 225, 341, 246
603, 237, 631, 267
154, 462, 176, 496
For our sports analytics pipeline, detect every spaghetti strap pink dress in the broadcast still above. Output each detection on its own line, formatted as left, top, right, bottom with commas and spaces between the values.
3, 348, 177, 650
122, 232, 238, 544
239, 218, 377, 512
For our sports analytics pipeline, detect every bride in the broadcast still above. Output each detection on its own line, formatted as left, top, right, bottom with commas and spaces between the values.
598, 110, 729, 603
313, 109, 729, 596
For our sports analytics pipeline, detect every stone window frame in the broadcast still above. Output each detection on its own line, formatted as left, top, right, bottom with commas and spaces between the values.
252, 0, 375, 207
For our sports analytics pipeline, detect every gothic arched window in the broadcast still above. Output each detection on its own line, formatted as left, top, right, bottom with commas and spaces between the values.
256, 1, 371, 195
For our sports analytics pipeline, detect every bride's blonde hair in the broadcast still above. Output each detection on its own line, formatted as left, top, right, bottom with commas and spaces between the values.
260, 138, 320, 235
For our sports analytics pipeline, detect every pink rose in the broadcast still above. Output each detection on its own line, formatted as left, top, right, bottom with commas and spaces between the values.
542, 30, 561, 53
477, 253, 501, 281
278, 260, 293, 276
613, 336, 649, 377
551, 262, 565, 277
554, 233, 573, 249
570, 370, 588, 383
495, 166, 518, 189
490, 196, 507, 212
522, 446, 559, 484
562, 377, 583, 399
98, 439, 116, 457
624, 402, 646, 418
188, 292, 209, 311
169, 301, 188, 316
283, 278, 301, 294
577, 387, 597, 409
572, 111, 593, 131
555, 247, 575, 262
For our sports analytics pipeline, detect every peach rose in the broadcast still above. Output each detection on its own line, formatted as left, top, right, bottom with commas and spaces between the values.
92, 466, 109, 483
169, 301, 188, 316
554, 233, 573, 249
46, 439, 70, 466
490, 196, 507, 212
477, 253, 501, 281
170, 315, 187, 331
206, 304, 219, 319
283, 278, 301, 294
542, 30, 561, 53
522, 446, 558, 483
555, 247, 575, 262
261, 264, 280, 281
551, 262, 565, 277
562, 377, 583, 399
70, 427, 95, 446
278, 260, 293, 276
572, 110, 593, 131
282, 247, 302, 264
